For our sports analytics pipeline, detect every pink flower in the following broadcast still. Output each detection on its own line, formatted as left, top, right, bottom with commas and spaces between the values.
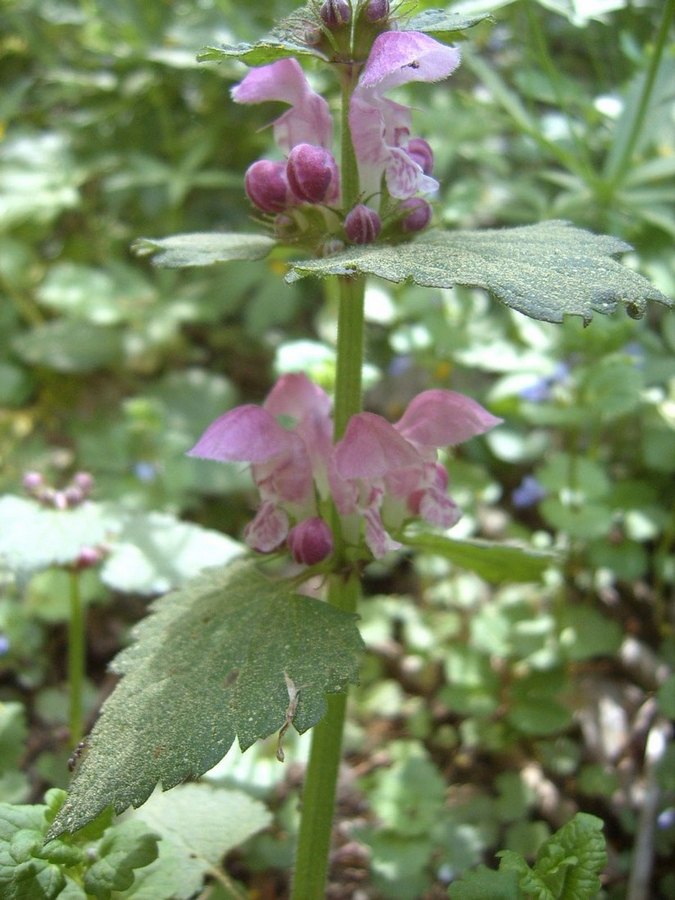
349, 32, 460, 202
334, 390, 501, 558
188, 373, 334, 555
189, 376, 501, 563
232, 58, 333, 153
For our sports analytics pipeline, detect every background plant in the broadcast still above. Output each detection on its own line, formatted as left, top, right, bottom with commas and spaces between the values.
1, 0, 674, 897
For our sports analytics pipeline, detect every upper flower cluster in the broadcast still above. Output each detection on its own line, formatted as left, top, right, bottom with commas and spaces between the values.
188, 373, 501, 565
232, 17, 460, 251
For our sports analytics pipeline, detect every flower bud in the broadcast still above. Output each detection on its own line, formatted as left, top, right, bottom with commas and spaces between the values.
363, 0, 389, 23
407, 138, 434, 176
399, 198, 432, 233
320, 0, 351, 27
344, 204, 381, 244
22, 471, 44, 493
75, 546, 103, 570
72, 471, 95, 494
287, 517, 333, 565
286, 144, 339, 204
245, 160, 291, 213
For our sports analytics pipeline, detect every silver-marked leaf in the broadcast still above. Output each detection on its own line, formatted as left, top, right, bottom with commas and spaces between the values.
48, 559, 363, 837
406, 8, 491, 35
404, 533, 555, 583
133, 233, 276, 268
199, 5, 327, 65
286, 221, 672, 324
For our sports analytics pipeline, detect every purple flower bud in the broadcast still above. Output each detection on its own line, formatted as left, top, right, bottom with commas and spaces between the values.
363, 0, 390, 23
287, 517, 333, 565
245, 160, 291, 213
0, 634, 10, 656
320, 0, 351, 27
22, 471, 44, 493
344, 204, 381, 244
286, 143, 339, 204
72, 471, 94, 494
407, 138, 434, 176
63, 486, 85, 507
75, 546, 103, 569
399, 198, 432, 233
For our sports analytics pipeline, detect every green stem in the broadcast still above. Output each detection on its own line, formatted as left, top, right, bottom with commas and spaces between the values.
604, 0, 674, 189
68, 570, 86, 746
291, 272, 365, 899
333, 274, 366, 440
339, 65, 361, 212
290, 573, 359, 899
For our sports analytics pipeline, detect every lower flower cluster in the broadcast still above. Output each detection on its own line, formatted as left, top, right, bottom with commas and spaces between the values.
188, 374, 501, 565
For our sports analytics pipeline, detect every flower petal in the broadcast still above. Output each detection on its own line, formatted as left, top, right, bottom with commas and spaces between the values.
264, 372, 331, 422
244, 501, 289, 552
358, 31, 461, 93
231, 58, 332, 151
335, 412, 421, 478
395, 390, 502, 449
187, 405, 291, 463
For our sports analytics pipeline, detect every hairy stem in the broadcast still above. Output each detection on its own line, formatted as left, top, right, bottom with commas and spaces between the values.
68, 570, 86, 746
291, 271, 365, 898
291, 572, 359, 899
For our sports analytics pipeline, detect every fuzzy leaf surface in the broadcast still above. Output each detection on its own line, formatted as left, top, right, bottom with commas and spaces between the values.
199, 5, 327, 65
406, 8, 490, 36
49, 559, 363, 837
499, 812, 606, 899
404, 533, 554, 583
286, 221, 671, 324
133, 233, 275, 268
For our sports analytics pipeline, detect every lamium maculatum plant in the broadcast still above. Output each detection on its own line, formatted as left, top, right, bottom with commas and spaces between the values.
48, 2, 672, 897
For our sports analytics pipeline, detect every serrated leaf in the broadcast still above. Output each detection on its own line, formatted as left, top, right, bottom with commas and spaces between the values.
406, 8, 490, 36
404, 533, 554, 583
49, 559, 363, 837
500, 813, 606, 900
198, 4, 327, 65
286, 222, 671, 324
125, 784, 271, 900
83, 820, 158, 897
448, 864, 521, 899
133, 233, 276, 268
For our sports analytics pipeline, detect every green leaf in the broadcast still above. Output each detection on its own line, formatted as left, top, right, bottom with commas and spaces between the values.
124, 784, 271, 899
500, 813, 607, 900
449, 864, 522, 899
406, 9, 490, 37
0, 789, 159, 900
404, 533, 555, 583
0, 703, 27, 776
198, 5, 327, 65
100, 511, 244, 595
657, 674, 675, 719
83, 820, 158, 897
286, 222, 671, 324
0, 497, 110, 573
133, 233, 276, 268
12, 321, 124, 372
48, 559, 364, 836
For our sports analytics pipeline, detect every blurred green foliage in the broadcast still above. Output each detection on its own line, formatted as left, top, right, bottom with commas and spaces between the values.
0, 0, 674, 896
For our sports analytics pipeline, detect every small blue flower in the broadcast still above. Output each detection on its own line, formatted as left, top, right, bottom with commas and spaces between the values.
512, 475, 547, 508
519, 362, 571, 403
134, 461, 158, 482
0, 634, 10, 656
